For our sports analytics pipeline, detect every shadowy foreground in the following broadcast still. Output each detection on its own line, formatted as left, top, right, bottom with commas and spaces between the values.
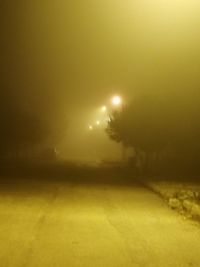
0, 162, 200, 267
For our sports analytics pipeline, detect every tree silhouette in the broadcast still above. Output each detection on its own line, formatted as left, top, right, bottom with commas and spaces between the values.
106, 93, 200, 173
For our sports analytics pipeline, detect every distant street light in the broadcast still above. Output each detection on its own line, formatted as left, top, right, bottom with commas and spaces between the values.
101, 105, 107, 112
89, 125, 93, 130
111, 95, 122, 106
87, 95, 122, 131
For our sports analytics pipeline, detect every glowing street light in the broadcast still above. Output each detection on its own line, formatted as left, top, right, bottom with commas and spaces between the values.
111, 95, 122, 106
96, 120, 100, 126
89, 125, 93, 130
101, 105, 107, 112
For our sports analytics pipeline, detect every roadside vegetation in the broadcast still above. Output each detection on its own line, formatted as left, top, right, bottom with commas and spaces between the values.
106, 92, 200, 176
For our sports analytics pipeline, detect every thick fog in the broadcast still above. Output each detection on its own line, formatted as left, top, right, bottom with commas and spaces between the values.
1, 0, 200, 162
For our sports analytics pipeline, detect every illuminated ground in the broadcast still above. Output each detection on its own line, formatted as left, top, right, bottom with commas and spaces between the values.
0, 173, 200, 267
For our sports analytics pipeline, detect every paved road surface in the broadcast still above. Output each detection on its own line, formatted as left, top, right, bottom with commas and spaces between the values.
0, 174, 200, 267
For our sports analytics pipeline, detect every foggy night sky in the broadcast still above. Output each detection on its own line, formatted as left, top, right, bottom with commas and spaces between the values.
1, 0, 200, 160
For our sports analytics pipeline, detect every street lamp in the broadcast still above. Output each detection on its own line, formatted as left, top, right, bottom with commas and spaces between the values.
96, 120, 100, 126
111, 95, 122, 106
101, 105, 107, 112
89, 125, 93, 130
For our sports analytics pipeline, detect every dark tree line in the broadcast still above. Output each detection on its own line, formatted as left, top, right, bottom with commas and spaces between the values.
0, 91, 47, 159
106, 93, 200, 174
0, 87, 66, 161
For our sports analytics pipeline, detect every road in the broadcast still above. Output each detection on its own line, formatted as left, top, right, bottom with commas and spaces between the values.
0, 172, 200, 267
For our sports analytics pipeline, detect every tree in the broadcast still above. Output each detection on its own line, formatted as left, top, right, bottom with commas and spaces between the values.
0, 88, 49, 158
106, 93, 200, 173
107, 95, 170, 149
